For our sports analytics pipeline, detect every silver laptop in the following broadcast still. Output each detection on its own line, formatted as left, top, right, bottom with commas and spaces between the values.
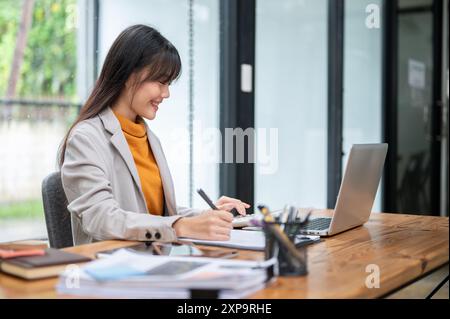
300, 143, 388, 237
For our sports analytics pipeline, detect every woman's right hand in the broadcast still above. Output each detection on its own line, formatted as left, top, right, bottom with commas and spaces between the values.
172, 210, 233, 241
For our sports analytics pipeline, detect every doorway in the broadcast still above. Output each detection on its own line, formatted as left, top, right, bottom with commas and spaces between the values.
383, 0, 446, 215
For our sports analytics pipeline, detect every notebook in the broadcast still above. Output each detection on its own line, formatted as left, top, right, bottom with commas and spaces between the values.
0, 248, 46, 259
0, 248, 92, 280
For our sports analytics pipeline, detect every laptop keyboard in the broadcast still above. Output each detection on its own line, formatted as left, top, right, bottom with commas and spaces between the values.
303, 217, 332, 231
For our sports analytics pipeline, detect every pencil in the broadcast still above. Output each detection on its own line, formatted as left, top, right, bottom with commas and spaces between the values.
257, 205, 306, 266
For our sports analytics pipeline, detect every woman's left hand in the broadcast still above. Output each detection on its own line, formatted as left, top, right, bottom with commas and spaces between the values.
214, 196, 251, 216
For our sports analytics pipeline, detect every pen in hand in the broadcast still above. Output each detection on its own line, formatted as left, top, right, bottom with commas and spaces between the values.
197, 188, 219, 210
196, 188, 240, 217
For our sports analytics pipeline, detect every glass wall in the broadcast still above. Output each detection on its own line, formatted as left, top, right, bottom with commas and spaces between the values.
343, 0, 383, 211
98, 0, 220, 209
396, 8, 434, 214
0, 0, 220, 242
254, 0, 328, 210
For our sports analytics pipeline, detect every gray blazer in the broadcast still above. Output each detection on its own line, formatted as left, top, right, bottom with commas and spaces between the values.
61, 107, 204, 245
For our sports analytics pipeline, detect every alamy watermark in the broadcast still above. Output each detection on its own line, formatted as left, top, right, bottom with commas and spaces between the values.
165, 121, 279, 175
365, 264, 380, 289
64, 264, 81, 289
365, 3, 381, 29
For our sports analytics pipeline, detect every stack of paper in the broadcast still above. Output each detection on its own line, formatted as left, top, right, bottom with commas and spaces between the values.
56, 249, 275, 299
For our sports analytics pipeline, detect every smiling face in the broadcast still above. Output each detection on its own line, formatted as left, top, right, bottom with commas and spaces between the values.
129, 73, 171, 121
114, 69, 172, 122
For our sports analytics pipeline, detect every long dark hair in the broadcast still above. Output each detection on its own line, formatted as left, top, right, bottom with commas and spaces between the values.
58, 24, 181, 167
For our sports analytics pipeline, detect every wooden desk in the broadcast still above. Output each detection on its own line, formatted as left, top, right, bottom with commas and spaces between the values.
0, 212, 448, 299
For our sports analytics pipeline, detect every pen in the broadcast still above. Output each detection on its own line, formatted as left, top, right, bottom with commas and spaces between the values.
280, 205, 289, 227
257, 205, 306, 266
197, 188, 218, 209
290, 210, 312, 238
196, 188, 240, 217
285, 205, 296, 238
287, 206, 296, 224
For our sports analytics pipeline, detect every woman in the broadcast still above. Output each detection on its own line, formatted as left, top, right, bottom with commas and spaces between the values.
59, 24, 249, 245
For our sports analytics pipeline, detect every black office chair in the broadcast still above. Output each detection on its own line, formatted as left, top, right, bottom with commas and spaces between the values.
41, 172, 74, 248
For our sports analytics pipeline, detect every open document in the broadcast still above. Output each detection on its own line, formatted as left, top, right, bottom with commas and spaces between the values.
179, 229, 320, 251
56, 249, 275, 299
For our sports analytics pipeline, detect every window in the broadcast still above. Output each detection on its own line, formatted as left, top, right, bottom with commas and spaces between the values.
343, 0, 383, 211
0, 0, 79, 242
254, 0, 328, 210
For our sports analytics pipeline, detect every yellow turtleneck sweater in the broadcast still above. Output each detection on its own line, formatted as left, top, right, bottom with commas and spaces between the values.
113, 111, 164, 216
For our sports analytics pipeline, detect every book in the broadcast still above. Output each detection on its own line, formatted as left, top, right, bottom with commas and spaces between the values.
0, 248, 46, 259
0, 248, 92, 280
0, 240, 49, 251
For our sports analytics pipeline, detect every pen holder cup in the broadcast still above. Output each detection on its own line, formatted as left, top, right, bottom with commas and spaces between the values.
263, 222, 308, 277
